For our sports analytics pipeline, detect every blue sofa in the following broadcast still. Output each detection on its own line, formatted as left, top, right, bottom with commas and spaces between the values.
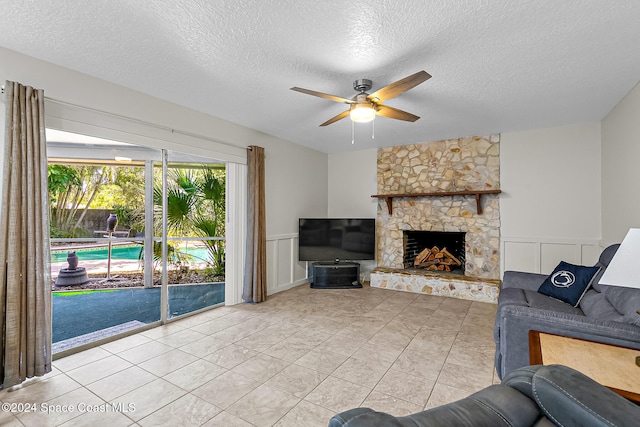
494, 244, 640, 379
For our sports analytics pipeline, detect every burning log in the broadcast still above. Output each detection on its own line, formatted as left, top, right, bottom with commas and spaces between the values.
414, 246, 462, 270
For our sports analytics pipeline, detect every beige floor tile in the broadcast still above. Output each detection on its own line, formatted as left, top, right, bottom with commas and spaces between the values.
163, 359, 227, 391
425, 381, 478, 409
13, 284, 498, 426
210, 323, 263, 343
189, 317, 237, 335
467, 301, 498, 316
85, 366, 157, 401
100, 333, 152, 354
437, 361, 494, 391
66, 355, 132, 385
273, 399, 336, 427
391, 345, 449, 379
412, 326, 459, 347
202, 411, 254, 426
203, 343, 257, 369
138, 348, 199, 377
368, 323, 419, 349
111, 378, 186, 422
331, 357, 388, 389
262, 336, 317, 362
319, 333, 367, 357
411, 295, 446, 310
171, 311, 220, 328
178, 335, 230, 358
266, 364, 327, 398
138, 323, 186, 340
294, 348, 349, 374
192, 371, 260, 409
362, 390, 424, 417
337, 319, 386, 340
289, 329, 333, 346
304, 376, 370, 413
437, 297, 473, 313
235, 328, 292, 352
1, 373, 81, 404
57, 407, 134, 427
374, 368, 437, 407
351, 341, 404, 368
231, 353, 290, 383
0, 411, 25, 427
16, 387, 105, 427
154, 328, 207, 348
138, 394, 221, 427
53, 347, 112, 372
445, 342, 496, 372
117, 341, 174, 364
227, 384, 300, 427
426, 314, 464, 331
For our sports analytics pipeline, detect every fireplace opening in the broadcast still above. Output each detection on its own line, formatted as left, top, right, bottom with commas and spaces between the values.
403, 231, 465, 274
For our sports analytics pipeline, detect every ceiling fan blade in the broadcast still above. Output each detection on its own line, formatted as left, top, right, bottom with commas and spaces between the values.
320, 110, 350, 126
290, 87, 354, 104
368, 70, 431, 102
376, 105, 420, 122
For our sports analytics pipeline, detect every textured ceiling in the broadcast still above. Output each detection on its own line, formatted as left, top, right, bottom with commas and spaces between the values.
2, 1, 640, 153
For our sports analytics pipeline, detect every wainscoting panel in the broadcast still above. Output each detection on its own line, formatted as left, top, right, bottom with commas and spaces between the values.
266, 234, 308, 295
501, 237, 601, 276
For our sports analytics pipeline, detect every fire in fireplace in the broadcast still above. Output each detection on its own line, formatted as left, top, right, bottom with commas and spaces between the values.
403, 231, 465, 274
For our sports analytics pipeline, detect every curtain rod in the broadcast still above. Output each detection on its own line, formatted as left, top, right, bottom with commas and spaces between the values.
44, 96, 249, 151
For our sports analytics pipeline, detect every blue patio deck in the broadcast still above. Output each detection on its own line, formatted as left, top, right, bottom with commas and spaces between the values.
52, 283, 225, 350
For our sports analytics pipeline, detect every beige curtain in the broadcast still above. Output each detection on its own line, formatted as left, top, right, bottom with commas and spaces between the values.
242, 145, 267, 303
0, 81, 52, 388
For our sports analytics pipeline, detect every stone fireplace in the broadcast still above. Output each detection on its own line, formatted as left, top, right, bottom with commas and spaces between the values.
371, 135, 501, 303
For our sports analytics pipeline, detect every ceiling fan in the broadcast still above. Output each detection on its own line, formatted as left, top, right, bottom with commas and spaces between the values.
291, 70, 431, 127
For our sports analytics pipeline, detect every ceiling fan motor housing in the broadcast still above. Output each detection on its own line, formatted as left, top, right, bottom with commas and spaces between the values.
353, 79, 372, 93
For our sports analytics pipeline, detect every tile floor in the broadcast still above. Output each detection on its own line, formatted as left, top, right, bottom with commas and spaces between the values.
0, 283, 499, 426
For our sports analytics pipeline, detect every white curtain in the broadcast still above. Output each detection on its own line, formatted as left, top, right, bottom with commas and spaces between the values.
0, 81, 52, 388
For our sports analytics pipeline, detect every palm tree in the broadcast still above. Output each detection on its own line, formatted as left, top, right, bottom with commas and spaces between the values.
153, 165, 226, 275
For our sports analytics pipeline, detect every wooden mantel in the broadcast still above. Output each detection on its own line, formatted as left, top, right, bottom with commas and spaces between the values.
371, 189, 502, 215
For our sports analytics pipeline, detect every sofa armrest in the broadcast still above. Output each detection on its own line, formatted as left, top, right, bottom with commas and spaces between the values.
496, 304, 640, 378
504, 365, 640, 427
329, 385, 540, 427
502, 271, 547, 291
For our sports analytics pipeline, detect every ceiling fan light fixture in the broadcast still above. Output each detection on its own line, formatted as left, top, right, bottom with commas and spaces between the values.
349, 103, 376, 123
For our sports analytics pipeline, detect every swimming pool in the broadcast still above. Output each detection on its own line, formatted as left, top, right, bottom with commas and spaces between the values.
51, 244, 211, 263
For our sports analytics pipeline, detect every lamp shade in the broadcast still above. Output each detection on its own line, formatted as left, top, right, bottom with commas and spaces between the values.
599, 228, 640, 289
349, 103, 376, 123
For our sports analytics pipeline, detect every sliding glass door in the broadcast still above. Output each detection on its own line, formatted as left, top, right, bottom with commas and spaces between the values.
48, 130, 226, 354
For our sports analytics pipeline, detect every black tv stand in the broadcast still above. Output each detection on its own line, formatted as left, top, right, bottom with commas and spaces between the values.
311, 261, 362, 289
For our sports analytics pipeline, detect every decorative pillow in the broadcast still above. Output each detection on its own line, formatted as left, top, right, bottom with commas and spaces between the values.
538, 261, 601, 307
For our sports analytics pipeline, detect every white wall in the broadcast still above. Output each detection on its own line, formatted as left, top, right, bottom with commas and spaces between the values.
328, 148, 378, 218
263, 134, 327, 294
327, 148, 378, 280
1, 47, 327, 297
601, 81, 640, 246
500, 122, 602, 273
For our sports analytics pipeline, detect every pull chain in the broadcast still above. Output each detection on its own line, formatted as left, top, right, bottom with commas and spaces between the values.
351, 119, 355, 144
372, 114, 375, 139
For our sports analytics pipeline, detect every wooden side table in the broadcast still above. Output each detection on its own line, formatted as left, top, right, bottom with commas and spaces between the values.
529, 330, 640, 403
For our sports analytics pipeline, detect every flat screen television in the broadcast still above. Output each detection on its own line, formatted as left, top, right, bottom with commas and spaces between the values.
298, 218, 376, 262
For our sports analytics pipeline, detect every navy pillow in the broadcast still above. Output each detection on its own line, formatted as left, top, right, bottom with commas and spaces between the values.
538, 261, 601, 307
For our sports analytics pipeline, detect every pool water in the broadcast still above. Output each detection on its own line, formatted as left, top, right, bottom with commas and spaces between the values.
51, 245, 211, 263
